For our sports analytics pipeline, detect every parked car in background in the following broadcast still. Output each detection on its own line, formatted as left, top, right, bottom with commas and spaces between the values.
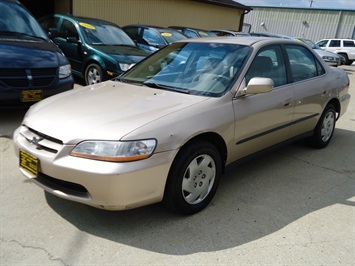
39, 14, 149, 85
169, 26, 217, 38
250, 32, 289, 38
296, 38, 343, 67
211, 29, 251, 37
122, 25, 187, 53
0, 0, 73, 107
14, 37, 350, 215
250, 33, 343, 67
316, 39, 355, 65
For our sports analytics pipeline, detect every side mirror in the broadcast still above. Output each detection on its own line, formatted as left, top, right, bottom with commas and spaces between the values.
241, 77, 274, 95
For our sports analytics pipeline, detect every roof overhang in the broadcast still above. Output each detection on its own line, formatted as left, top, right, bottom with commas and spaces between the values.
191, 0, 252, 11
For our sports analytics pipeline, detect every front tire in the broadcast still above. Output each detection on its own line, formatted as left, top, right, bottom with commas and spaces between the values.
85, 63, 103, 85
307, 104, 336, 148
163, 141, 222, 215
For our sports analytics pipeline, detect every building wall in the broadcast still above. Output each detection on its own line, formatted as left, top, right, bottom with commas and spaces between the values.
55, 0, 71, 14
244, 7, 355, 41
71, 0, 243, 30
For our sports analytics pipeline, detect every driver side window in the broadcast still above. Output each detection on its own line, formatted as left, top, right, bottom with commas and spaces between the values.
60, 19, 78, 39
245, 46, 286, 87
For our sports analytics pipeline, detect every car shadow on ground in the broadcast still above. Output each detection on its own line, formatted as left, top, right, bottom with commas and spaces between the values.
44, 128, 355, 255
0, 107, 29, 138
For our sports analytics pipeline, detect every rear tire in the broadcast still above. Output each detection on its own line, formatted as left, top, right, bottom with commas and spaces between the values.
307, 104, 336, 149
163, 140, 222, 215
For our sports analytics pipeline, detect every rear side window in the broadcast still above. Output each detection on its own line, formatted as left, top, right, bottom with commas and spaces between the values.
343, 40, 355, 47
285, 45, 325, 83
329, 40, 341, 47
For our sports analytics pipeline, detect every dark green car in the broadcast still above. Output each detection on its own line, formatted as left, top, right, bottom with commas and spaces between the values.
39, 14, 149, 85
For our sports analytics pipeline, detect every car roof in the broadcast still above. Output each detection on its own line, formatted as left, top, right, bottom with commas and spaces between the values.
176, 36, 303, 47
123, 24, 182, 33
54, 14, 118, 26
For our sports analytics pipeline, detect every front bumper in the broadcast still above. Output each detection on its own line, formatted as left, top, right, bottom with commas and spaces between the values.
13, 125, 176, 210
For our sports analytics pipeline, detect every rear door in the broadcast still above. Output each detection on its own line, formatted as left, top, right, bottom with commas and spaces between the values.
284, 44, 328, 137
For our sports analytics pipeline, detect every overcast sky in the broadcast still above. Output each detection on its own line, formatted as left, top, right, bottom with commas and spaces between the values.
236, 0, 355, 10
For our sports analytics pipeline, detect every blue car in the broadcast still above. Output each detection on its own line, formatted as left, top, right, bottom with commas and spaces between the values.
39, 14, 149, 85
0, 0, 73, 107
122, 25, 187, 53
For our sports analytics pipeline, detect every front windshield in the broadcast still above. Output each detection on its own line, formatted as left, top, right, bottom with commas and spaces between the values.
0, 2, 48, 40
80, 22, 136, 46
160, 30, 187, 43
120, 42, 251, 97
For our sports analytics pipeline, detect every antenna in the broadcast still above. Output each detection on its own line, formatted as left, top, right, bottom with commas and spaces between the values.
309, 0, 315, 7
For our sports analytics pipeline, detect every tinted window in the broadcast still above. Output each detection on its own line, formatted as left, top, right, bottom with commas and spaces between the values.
285, 45, 324, 82
245, 45, 287, 87
123, 27, 140, 42
329, 40, 340, 47
60, 19, 78, 39
344, 40, 355, 47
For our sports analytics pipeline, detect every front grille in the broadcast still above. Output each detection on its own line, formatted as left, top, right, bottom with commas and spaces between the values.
20, 126, 63, 154
0, 67, 57, 88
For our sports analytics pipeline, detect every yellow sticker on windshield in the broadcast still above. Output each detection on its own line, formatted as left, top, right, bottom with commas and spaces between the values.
79, 22, 95, 30
161, 32, 172, 37
199, 31, 208, 36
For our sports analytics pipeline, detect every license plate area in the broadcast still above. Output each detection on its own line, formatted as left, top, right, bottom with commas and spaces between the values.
19, 150, 38, 177
21, 90, 43, 102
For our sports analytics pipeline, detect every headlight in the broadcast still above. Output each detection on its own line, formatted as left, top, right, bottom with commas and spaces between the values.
70, 139, 157, 162
322, 56, 334, 61
119, 63, 135, 72
59, 64, 71, 79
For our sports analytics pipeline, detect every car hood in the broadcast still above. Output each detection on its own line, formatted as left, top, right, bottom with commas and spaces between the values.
24, 80, 209, 143
313, 48, 339, 58
92, 44, 148, 63
0, 41, 63, 68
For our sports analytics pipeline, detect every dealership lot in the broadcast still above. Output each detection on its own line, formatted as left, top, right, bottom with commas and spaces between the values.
1, 65, 354, 265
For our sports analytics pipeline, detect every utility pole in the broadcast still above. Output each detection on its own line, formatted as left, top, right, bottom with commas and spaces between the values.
309, 0, 315, 7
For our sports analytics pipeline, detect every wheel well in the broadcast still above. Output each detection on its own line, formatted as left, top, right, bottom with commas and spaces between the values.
84, 60, 101, 73
183, 133, 228, 170
328, 98, 341, 119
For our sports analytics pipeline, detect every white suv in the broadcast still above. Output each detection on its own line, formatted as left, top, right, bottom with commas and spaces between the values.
316, 39, 355, 65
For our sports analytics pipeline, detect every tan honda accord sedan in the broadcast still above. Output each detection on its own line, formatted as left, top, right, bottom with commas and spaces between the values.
14, 37, 350, 214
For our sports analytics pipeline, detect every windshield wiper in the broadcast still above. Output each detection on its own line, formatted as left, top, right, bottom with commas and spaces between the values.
143, 82, 190, 94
